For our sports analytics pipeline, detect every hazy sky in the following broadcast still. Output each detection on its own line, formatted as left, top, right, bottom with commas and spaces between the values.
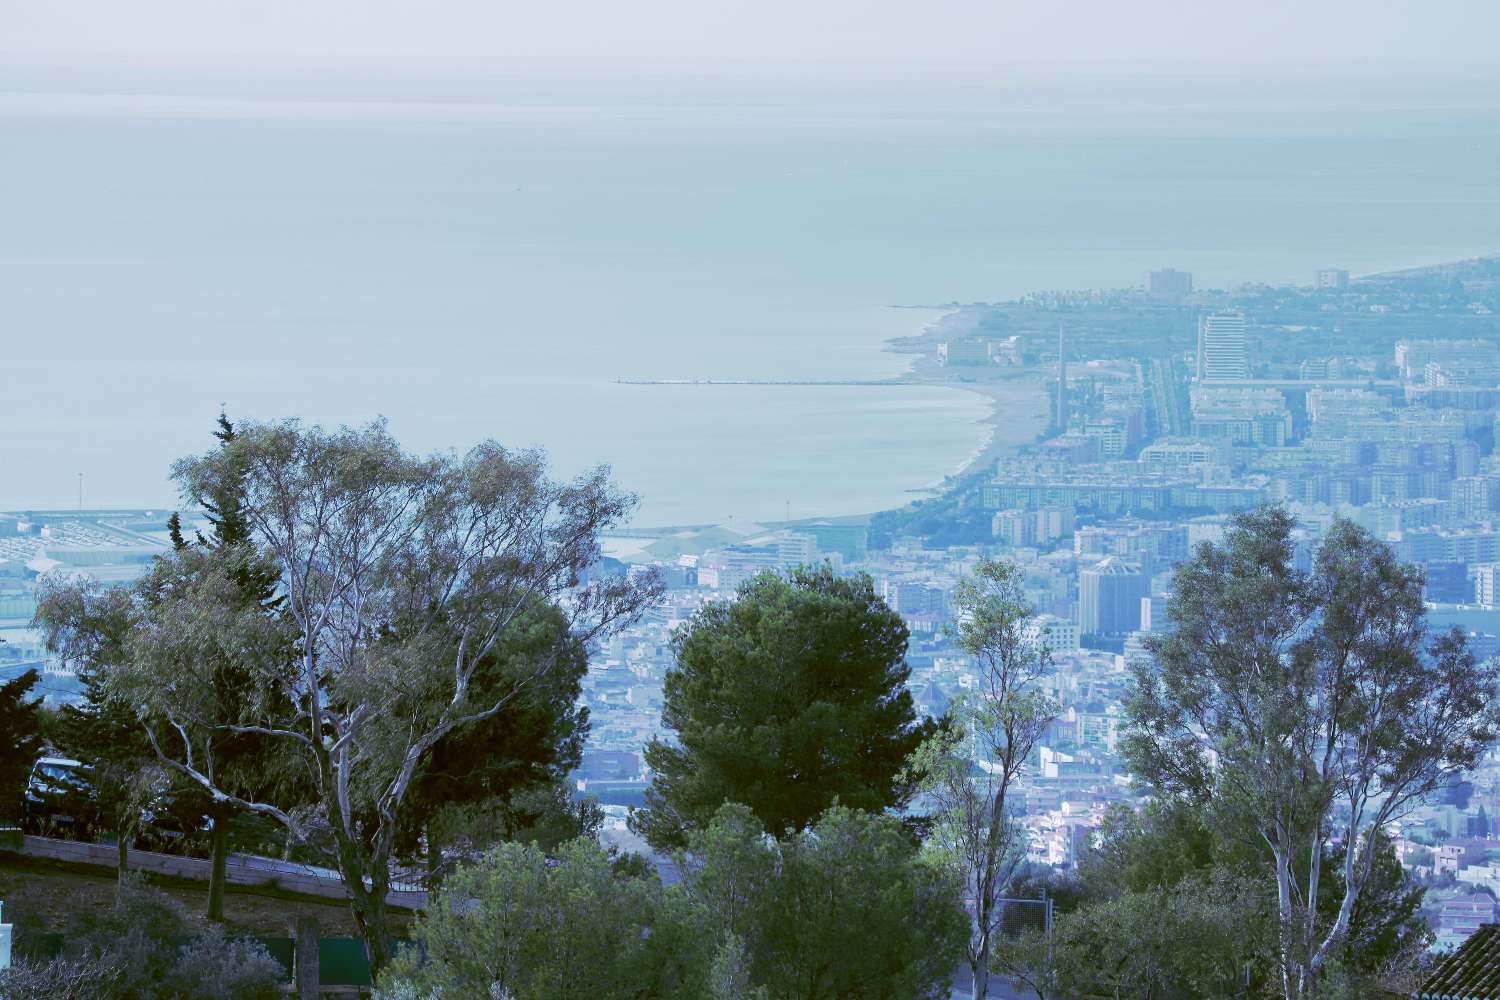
3, 0, 1496, 73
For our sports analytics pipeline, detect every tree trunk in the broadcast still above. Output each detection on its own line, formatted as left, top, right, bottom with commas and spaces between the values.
426, 822, 441, 882
349, 882, 392, 976
115, 827, 131, 881
336, 840, 393, 977
207, 817, 230, 921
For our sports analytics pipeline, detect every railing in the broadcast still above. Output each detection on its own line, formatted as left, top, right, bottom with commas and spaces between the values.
5, 834, 427, 910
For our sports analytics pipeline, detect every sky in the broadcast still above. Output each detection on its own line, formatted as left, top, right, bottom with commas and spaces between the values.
2, 0, 1497, 73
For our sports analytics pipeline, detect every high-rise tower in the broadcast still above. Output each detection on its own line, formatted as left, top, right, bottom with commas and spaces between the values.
1197, 312, 1248, 382
1056, 322, 1068, 431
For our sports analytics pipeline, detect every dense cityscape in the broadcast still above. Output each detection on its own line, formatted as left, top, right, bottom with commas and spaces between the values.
579, 255, 1500, 950
6, 255, 1500, 996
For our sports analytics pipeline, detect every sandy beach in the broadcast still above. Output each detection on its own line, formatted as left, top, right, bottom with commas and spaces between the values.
885, 321, 1050, 483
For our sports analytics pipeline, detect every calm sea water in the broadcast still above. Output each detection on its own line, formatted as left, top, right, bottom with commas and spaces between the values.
2, 67, 1497, 525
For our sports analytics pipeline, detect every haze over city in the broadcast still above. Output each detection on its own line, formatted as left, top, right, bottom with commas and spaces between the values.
3, 2, 1500, 998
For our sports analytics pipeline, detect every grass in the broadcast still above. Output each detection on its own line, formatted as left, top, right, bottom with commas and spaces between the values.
0, 852, 413, 939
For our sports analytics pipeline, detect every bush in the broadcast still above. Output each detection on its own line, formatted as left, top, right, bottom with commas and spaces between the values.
381, 837, 693, 1000
0, 956, 125, 1000
161, 925, 283, 1000
3, 872, 282, 999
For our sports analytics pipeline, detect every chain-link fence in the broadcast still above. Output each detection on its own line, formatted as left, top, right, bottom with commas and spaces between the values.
994, 895, 1053, 939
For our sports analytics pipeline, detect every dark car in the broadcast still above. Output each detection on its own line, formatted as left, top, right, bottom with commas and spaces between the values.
23, 756, 101, 838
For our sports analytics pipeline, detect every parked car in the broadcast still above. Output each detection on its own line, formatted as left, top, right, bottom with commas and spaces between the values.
24, 755, 216, 851
22, 756, 100, 837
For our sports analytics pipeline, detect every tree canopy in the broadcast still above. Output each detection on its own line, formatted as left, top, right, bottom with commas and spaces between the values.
381, 802, 967, 1000
0, 667, 44, 821
1123, 507, 1498, 998
634, 565, 935, 849
390, 596, 594, 871
908, 557, 1055, 1000
44, 418, 659, 974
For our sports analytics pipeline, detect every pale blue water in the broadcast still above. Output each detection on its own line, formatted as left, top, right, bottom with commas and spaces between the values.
1, 68, 1497, 524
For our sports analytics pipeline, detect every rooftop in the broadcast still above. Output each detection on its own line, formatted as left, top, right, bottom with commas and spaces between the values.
1420, 922, 1500, 999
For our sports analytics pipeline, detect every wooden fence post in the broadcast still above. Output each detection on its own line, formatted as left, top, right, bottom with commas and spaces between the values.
293, 915, 320, 999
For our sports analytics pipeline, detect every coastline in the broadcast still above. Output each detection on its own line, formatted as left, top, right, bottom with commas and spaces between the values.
882, 311, 1048, 486
602, 308, 1048, 556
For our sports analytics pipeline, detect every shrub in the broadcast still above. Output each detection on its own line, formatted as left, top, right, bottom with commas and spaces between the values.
0, 955, 125, 1000
161, 925, 283, 1000
3, 872, 282, 999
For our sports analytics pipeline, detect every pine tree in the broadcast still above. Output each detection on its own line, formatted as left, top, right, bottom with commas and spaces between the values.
0, 667, 45, 821
166, 411, 292, 919
633, 566, 936, 849
58, 661, 159, 877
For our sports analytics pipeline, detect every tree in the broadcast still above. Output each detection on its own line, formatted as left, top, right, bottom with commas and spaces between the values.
115, 419, 659, 975
378, 838, 703, 1000
681, 803, 969, 1000
0, 668, 44, 820
1080, 799, 1220, 899
381, 803, 967, 1000
33, 581, 162, 877
634, 566, 933, 849
1123, 508, 1500, 999
1051, 870, 1275, 1000
133, 411, 300, 921
908, 558, 1055, 1000
126, 542, 302, 917
390, 598, 593, 875
1079, 797, 1431, 989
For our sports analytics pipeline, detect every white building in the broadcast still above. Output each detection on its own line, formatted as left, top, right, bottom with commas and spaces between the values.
1023, 614, 1080, 653
1139, 437, 1230, 470
1476, 564, 1500, 607
1314, 268, 1350, 290
1196, 312, 1248, 382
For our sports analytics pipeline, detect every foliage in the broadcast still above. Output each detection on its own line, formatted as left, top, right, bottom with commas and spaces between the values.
158, 925, 285, 1000
757, 805, 967, 1000
29, 586, 165, 863
0, 956, 126, 1000
1051, 869, 1276, 1000
147, 413, 299, 918
635, 566, 934, 848
1122, 509, 1496, 998
0, 668, 44, 820
1076, 797, 1430, 992
383, 802, 966, 1000
680, 803, 968, 1000
907, 558, 1054, 999
380, 838, 699, 1000
707, 934, 768, 1000
0, 872, 282, 1000
1321, 837, 1432, 982
391, 599, 593, 871
1080, 798, 1224, 897
86, 418, 658, 973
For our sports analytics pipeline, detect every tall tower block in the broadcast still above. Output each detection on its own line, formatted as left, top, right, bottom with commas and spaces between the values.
1196, 312, 1248, 382
1056, 322, 1068, 432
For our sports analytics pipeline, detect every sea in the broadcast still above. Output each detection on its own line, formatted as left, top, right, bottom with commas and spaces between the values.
1, 65, 1497, 526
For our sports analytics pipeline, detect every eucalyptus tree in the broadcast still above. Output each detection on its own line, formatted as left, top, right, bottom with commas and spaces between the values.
1124, 507, 1500, 999
908, 557, 1055, 1000
114, 419, 660, 973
